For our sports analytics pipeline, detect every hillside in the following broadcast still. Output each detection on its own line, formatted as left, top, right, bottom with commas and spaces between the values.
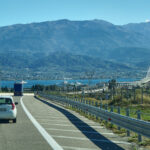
0, 20, 150, 79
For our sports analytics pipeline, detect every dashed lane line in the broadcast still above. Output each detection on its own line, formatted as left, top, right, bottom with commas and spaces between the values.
36, 119, 96, 124
34, 116, 90, 121
52, 135, 131, 145
34, 114, 87, 119
62, 146, 99, 150
40, 123, 104, 128
20, 97, 63, 150
45, 128, 114, 135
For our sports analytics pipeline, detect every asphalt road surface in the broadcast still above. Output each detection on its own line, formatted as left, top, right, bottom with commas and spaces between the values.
0, 95, 134, 150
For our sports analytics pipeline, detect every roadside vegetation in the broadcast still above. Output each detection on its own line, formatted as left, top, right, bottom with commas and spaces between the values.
33, 82, 150, 121
35, 80, 150, 148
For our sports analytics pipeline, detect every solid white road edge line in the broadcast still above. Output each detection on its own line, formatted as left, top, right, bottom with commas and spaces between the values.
20, 97, 63, 150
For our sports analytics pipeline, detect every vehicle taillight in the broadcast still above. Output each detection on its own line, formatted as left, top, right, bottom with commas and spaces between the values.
12, 103, 15, 110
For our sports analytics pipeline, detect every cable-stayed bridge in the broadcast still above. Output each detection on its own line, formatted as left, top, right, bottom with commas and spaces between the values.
134, 67, 150, 86
118, 67, 150, 87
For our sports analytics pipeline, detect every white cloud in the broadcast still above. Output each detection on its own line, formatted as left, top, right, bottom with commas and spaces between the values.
145, 19, 150, 23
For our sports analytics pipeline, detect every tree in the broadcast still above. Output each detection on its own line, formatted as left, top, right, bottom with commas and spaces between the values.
31, 85, 44, 91
108, 79, 117, 90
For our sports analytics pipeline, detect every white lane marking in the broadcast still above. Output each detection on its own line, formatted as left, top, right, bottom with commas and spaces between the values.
23, 93, 34, 96
34, 116, 89, 121
62, 146, 99, 150
37, 119, 95, 124
38, 114, 85, 119
34, 115, 65, 118
52, 135, 131, 145
46, 128, 114, 135
20, 97, 63, 150
41, 123, 104, 128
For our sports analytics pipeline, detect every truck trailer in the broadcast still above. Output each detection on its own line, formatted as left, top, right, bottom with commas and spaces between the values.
14, 83, 23, 96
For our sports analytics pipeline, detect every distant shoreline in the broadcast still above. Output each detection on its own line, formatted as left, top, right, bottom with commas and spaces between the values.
0, 78, 138, 88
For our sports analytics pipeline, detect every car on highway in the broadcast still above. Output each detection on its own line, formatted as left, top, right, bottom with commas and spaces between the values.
0, 96, 18, 123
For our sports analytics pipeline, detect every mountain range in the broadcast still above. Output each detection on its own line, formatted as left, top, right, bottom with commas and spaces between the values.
0, 19, 150, 79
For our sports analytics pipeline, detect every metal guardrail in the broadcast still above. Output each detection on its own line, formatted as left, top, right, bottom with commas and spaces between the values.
37, 92, 150, 139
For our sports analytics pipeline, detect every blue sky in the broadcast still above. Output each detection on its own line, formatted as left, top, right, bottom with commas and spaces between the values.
0, 0, 150, 26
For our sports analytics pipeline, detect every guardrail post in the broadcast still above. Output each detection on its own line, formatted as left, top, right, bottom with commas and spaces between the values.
105, 104, 108, 110
87, 100, 90, 116
92, 101, 94, 106
86, 100, 88, 104
91, 101, 95, 118
89, 101, 91, 105
85, 100, 88, 115
105, 104, 108, 124
99, 103, 103, 122
117, 106, 121, 130
137, 110, 141, 119
71, 97, 74, 109
89, 100, 92, 116
67, 97, 70, 107
95, 102, 98, 120
95, 102, 98, 107
80, 99, 82, 111
110, 106, 114, 126
83, 99, 85, 114
100, 103, 102, 109
126, 108, 130, 136
137, 110, 142, 142
110, 106, 114, 112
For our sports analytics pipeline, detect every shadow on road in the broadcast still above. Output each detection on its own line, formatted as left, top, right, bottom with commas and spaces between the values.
0, 119, 9, 124
36, 96, 125, 150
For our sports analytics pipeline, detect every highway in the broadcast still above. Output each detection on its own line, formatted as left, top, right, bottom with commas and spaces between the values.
0, 95, 132, 150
